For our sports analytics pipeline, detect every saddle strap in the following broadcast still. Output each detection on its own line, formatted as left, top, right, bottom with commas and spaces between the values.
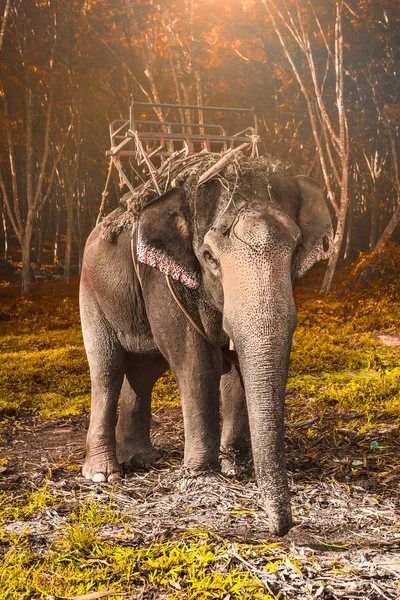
131, 235, 238, 366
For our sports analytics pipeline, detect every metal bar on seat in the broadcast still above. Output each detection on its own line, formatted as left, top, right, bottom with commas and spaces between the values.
132, 101, 255, 114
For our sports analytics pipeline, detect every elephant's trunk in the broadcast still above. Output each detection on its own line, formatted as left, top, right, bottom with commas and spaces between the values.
224, 287, 295, 536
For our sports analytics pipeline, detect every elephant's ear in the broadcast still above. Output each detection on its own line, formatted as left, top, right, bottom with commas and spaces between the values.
136, 187, 201, 289
294, 175, 334, 279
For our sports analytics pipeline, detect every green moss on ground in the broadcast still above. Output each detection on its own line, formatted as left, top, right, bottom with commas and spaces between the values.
1, 339, 90, 416
0, 280, 183, 415
3, 491, 273, 599
0, 281, 89, 416
0, 533, 276, 599
0, 490, 276, 600
288, 278, 400, 423
0, 485, 62, 524
2, 263, 400, 420
152, 371, 180, 409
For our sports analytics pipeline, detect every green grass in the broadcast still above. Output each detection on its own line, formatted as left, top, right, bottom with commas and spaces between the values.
0, 487, 127, 530
1, 337, 90, 416
288, 369, 400, 417
288, 283, 400, 423
0, 336, 180, 415
0, 486, 62, 525
0, 527, 280, 599
152, 370, 180, 409
1, 269, 400, 419
0, 280, 183, 415
0, 282, 89, 416
0, 487, 277, 598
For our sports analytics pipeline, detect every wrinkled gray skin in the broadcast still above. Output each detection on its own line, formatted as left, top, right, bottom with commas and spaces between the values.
80, 163, 333, 536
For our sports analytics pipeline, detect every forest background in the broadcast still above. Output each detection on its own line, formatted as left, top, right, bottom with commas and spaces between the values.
0, 0, 399, 293
1, 1, 400, 598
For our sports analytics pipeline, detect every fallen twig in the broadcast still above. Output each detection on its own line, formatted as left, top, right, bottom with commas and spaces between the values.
70, 592, 128, 600
197, 143, 250, 185
285, 417, 318, 428
371, 581, 395, 600
227, 548, 275, 596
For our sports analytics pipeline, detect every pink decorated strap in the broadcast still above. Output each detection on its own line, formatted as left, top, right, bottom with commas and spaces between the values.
136, 236, 200, 289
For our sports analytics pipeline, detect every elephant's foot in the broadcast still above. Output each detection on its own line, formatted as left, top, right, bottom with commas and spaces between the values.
220, 446, 253, 478
116, 439, 161, 469
82, 448, 122, 482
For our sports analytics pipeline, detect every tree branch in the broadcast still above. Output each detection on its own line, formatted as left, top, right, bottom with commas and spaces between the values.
262, 0, 339, 214
85, 16, 153, 104
1, 89, 24, 233
0, 170, 21, 242
0, 0, 10, 53
32, 2, 58, 211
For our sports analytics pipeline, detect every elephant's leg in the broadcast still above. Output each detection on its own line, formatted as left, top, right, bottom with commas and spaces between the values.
82, 336, 124, 483
170, 346, 222, 471
220, 365, 252, 475
116, 357, 168, 468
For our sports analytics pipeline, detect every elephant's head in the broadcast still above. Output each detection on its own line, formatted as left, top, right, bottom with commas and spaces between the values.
136, 158, 333, 535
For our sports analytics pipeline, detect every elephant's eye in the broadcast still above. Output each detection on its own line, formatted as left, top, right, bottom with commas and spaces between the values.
203, 250, 217, 265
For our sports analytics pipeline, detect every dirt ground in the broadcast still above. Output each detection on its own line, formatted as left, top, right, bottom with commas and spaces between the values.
1, 398, 400, 599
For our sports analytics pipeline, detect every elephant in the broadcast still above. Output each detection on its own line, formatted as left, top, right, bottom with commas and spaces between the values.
79, 154, 333, 536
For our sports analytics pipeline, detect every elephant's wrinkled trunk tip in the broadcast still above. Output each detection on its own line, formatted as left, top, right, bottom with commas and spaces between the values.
259, 482, 293, 536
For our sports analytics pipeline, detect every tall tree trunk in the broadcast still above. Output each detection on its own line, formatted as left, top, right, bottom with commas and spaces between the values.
76, 183, 87, 275
21, 215, 34, 293
368, 81, 400, 254
54, 202, 60, 266
374, 195, 400, 252
369, 184, 378, 251
0, 4, 61, 293
263, 0, 349, 293
343, 202, 353, 261
321, 201, 347, 293
64, 196, 73, 282
0, 0, 10, 53
78, 237, 85, 274
195, 70, 205, 135
35, 213, 44, 273
1, 205, 7, 262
